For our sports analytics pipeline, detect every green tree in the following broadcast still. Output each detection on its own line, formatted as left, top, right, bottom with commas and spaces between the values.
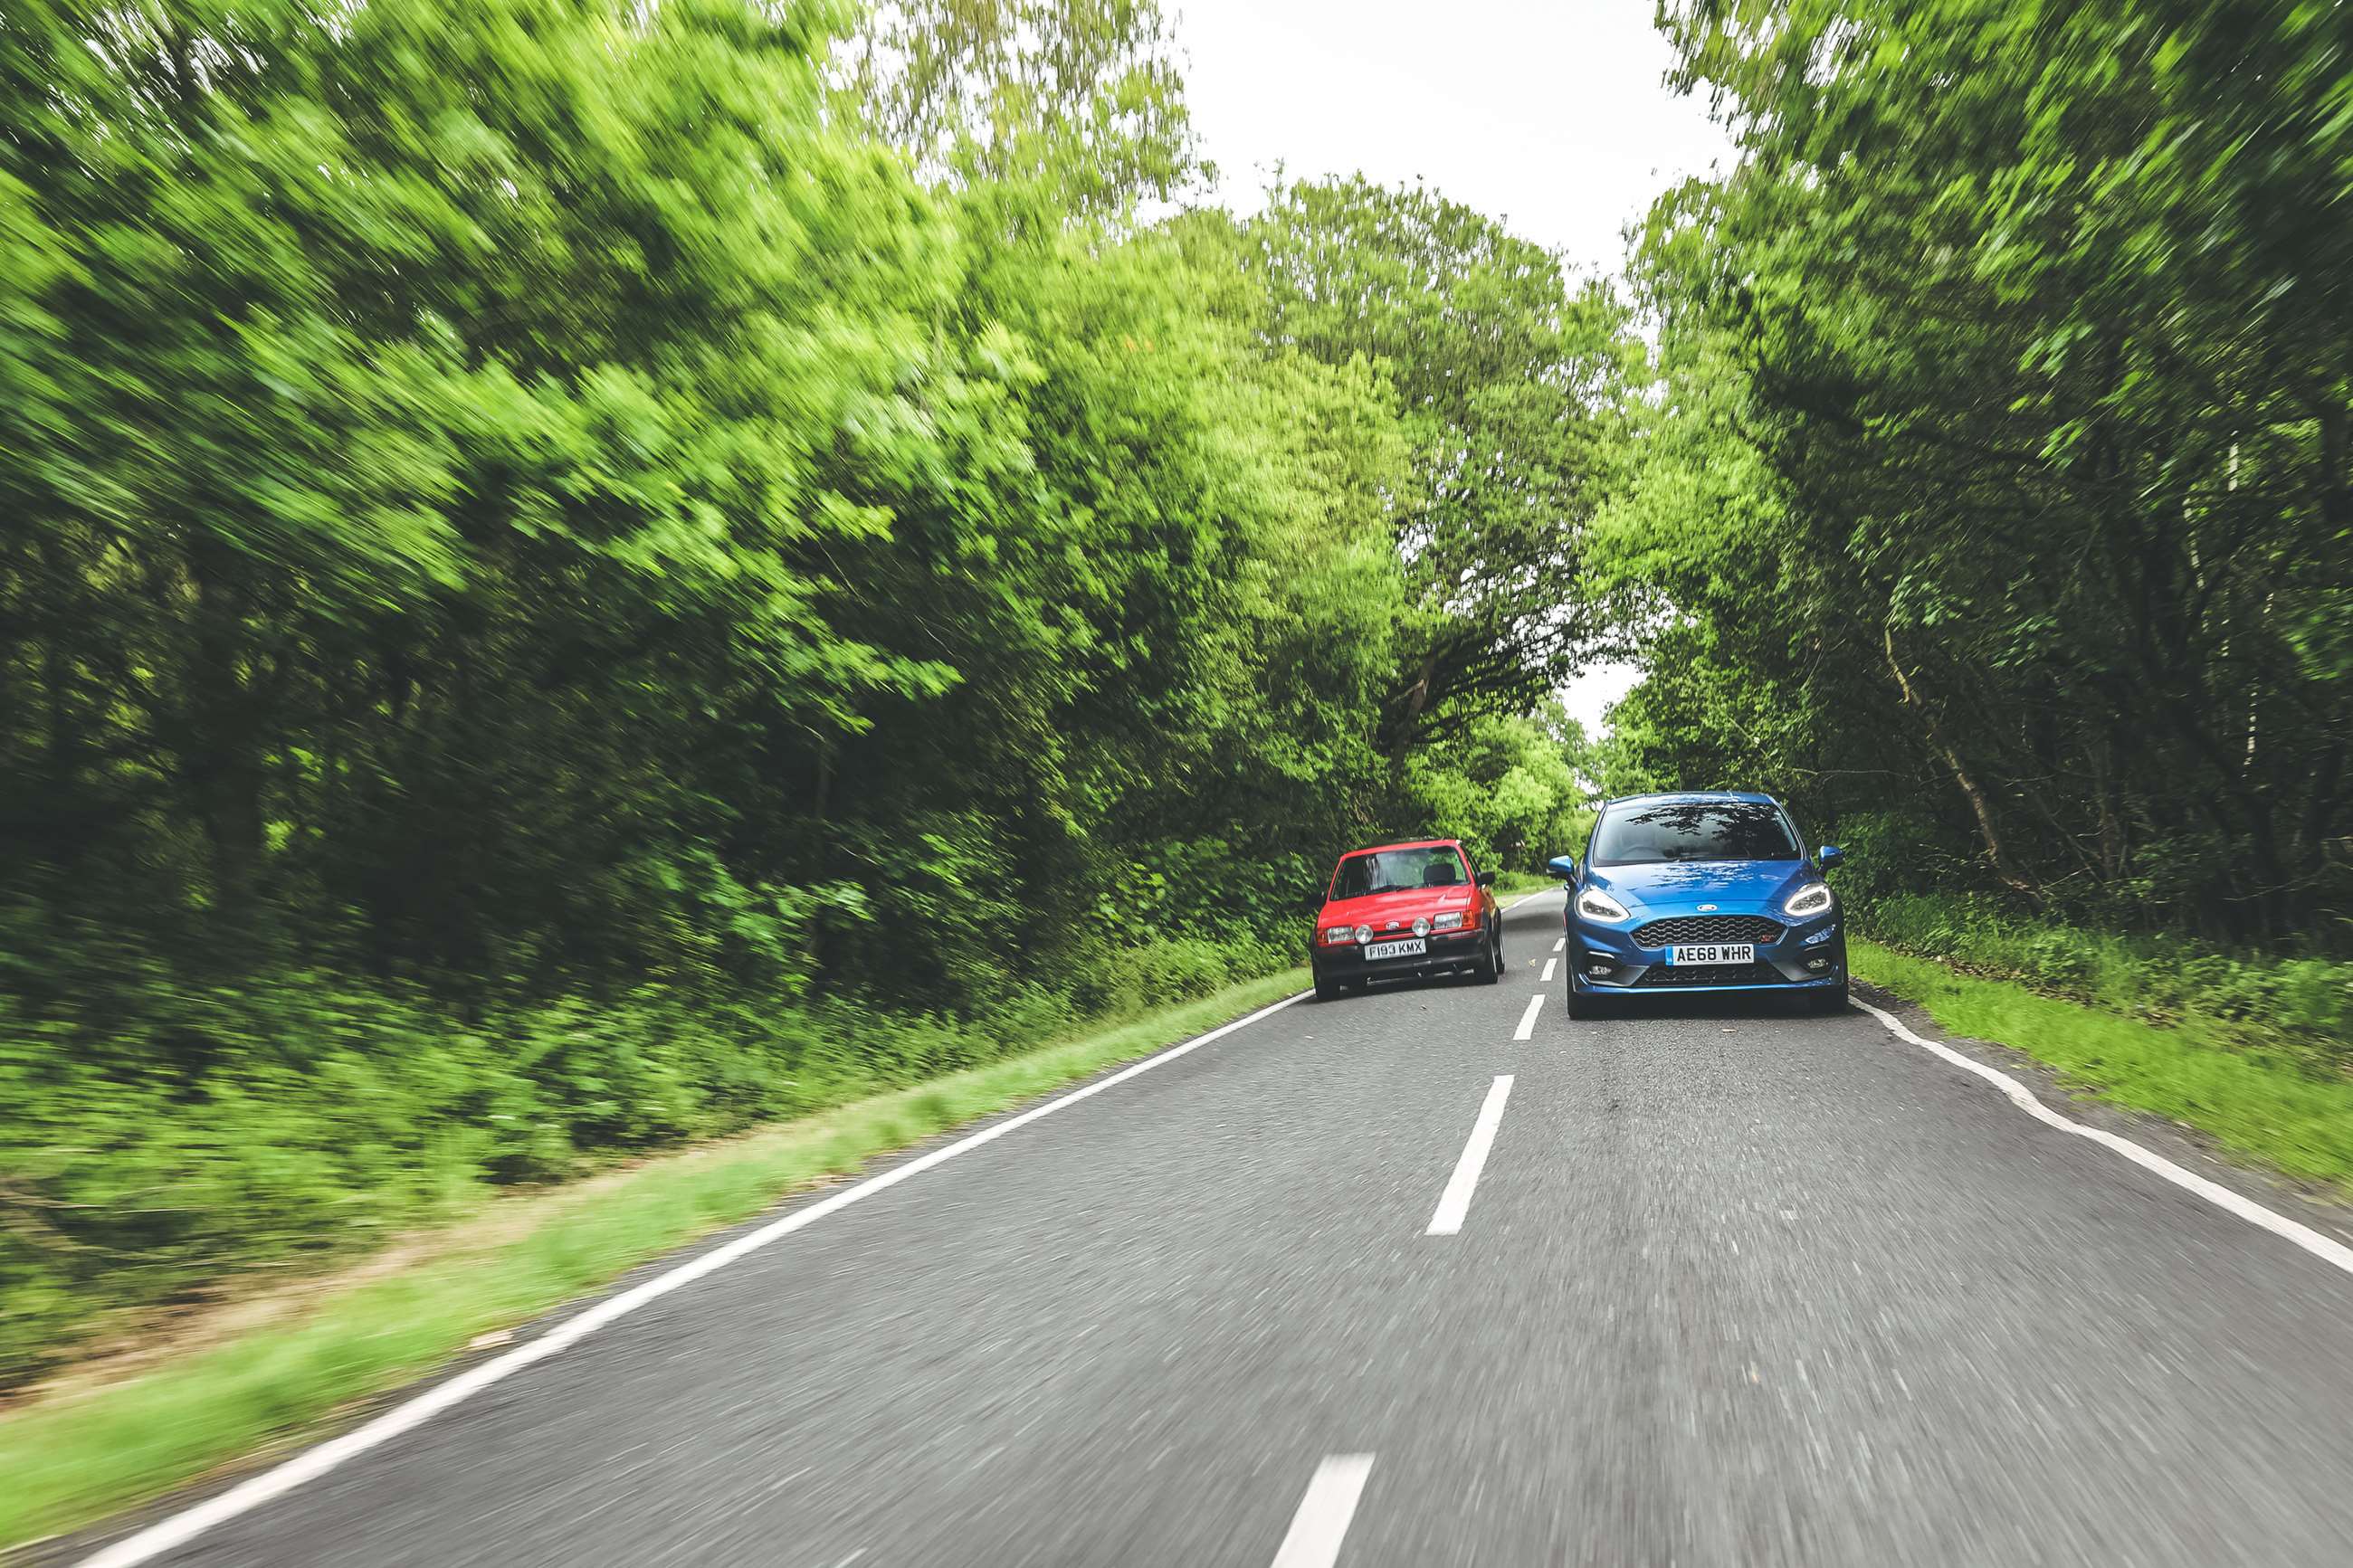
845, 0, 1199, 209
1611, 0, 2353, 941
1238, 176, 1639, 753
0, 0, 1622, 1379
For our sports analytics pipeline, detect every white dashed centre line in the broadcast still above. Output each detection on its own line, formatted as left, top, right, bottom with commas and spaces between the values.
1512, 993, 1544, 1041
1271, 1454, 1376, 1568
1539, 956, 1558, 983
1551, 936, 1565, 953
1427, 1075, 1513, 1236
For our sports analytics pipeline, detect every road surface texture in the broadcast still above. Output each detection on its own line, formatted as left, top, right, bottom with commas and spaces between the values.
68, 890, 2353, 1566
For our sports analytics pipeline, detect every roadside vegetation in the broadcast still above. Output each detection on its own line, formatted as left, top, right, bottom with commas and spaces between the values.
1853, 942, 2353, 1193
1844, 885, 2353, 1193
1598, 0, 2351, 955
1597, 3, 2350, 1108
1858, 894, 2352, 1069
0, 969, 1307, 1551
0, 0, 1607, 1385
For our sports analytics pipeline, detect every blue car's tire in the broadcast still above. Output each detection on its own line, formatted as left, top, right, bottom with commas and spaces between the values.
1812, 979, 1850, 1013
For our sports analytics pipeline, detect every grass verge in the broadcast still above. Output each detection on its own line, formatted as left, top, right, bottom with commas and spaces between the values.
1853, 891, 2349, 1060
1852, 940, 2353, 1191
0, 966, 1309, 1554
1492, 870, 1560, 898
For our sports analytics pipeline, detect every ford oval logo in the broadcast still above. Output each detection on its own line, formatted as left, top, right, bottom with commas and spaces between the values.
1697, 903, 1719, 911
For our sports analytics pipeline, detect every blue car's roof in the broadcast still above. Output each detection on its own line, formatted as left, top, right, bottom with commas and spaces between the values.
1603, 790, 1779, 808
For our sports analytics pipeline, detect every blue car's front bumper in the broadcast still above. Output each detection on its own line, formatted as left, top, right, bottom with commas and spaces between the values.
1565, 908, 1846, 995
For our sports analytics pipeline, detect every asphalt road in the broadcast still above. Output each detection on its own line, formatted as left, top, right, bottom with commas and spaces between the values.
81, 890, 2353, 1566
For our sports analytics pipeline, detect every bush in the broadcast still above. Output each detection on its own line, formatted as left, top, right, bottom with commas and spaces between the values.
1858, 891, 2353, 1062
0, 932, 1282, 1387
1069, 936, 1290, 1021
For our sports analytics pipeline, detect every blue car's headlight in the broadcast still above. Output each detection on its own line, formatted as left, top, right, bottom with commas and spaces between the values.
1783, 881, 1833, 918
1575, 887, 1630, 922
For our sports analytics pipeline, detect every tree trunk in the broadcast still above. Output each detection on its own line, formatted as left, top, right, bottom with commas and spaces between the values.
186, 537, 265, 920
1882, 624, 2042, 905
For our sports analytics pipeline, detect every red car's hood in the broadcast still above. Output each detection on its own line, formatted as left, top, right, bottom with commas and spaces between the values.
1319, 887, 1477, 925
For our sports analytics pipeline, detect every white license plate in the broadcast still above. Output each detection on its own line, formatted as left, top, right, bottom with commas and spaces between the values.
1668, 943, 1754, 966
1364, 938, 1427, 960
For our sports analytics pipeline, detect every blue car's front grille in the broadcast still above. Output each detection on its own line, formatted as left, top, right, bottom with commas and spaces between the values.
1629, 914, 1784, 948
1634, 961, 1788, 988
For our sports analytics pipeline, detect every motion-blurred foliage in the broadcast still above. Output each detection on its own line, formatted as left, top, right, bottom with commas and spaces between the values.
1602, 0, 2352, 952
0, 0, 1614, 1379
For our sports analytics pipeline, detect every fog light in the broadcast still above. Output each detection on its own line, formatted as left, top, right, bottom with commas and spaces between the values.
1587, 964, 1613, 977
1805, 956, 1832, 972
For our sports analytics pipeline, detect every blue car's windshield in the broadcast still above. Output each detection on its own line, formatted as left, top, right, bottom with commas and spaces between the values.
1591, 802, 1798, 867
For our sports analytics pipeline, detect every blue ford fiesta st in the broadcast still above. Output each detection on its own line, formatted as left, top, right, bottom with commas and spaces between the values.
1547, 792, 1848, 1020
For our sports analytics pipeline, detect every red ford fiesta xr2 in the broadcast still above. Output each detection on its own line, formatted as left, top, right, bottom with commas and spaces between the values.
1310, 839, 1502, 1002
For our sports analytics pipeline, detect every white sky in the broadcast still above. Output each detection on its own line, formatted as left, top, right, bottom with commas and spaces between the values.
1171, 0, 1730, 734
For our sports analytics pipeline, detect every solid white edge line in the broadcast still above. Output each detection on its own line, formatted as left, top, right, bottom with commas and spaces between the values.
1539, 957, 1558, 984
72, 990, 1314, 1568
1427, 1075, 1514, 1236
1269, 1454, 1376, 1568
1512, 993, 1544, 1041
1854, 997, 2353, 1278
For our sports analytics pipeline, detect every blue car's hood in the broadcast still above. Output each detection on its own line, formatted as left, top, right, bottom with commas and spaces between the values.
1588, 858, 1812, 914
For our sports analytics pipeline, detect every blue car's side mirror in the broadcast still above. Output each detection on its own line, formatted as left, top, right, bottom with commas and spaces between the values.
1818, 844, 1844, 870
1546, 854, 1578, 881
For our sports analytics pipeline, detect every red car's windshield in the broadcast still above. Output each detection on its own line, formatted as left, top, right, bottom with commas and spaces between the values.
1330, 848, 1469, 899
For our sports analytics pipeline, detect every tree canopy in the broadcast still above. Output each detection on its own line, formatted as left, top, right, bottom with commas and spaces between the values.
0, 0, 1612, 1376
1236, 176, 1636, 751
1605, 0, 2352, 942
